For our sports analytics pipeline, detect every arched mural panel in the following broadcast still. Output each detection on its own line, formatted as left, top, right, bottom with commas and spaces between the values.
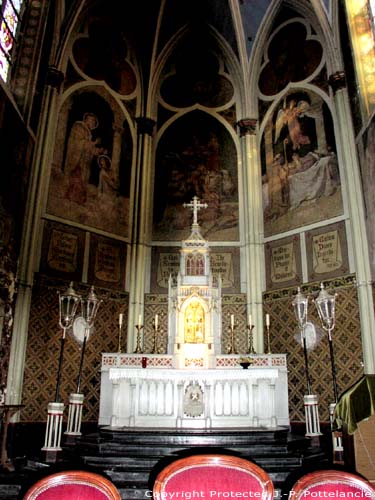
261, 89, 343, 236
152, 111, 238, 241
47, 88, 132, 237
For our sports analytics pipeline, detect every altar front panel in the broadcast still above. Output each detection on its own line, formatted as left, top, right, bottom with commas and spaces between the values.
99, 354, 289, 429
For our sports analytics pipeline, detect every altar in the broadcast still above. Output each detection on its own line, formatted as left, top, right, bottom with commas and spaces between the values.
99, 353, 289, 429
99, 198, 290, 430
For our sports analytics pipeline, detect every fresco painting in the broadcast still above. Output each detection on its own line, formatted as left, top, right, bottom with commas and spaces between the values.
47, 90, 132, 237
152, 111, 238, 242
262, 90, 343, 236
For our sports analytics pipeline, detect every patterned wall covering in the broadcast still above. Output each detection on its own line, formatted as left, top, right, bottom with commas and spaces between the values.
22, 275, 128, 422
264, 274, 364, 422
22, 275, 363, 424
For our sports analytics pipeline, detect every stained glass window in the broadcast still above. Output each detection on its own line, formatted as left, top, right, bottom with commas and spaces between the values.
0, 0, 23, 82
346, 0, 375, 116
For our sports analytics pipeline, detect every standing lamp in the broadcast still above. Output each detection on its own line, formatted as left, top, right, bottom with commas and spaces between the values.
314, 282, 343, 457
42, 282, 81, 460
66, 286, 101, 439
292, 288, 321, 437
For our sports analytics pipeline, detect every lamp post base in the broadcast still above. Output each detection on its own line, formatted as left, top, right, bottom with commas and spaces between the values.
64, 392, 84, 442
304, 394, 322, 437
329, 402, 344, 463
41, 402, 64, 462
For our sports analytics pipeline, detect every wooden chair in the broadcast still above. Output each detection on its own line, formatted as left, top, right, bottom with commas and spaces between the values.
288, 469, 375, 499
23, 470, 121, 500
153, 454, 274, 500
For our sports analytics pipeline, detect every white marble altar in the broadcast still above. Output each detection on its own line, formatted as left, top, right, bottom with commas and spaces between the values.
99, 198, 290, 430
99, 353, 289, 428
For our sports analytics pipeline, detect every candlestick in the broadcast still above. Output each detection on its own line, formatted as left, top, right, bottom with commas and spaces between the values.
118, 324, 123, 353
266, 324, 271, 354
119, 313, 123, 327
151, 315, 161, 354
266, 313, 270, 327
134, 324, 144, 354
227, 321, 237, 354
230, 314, 234, 328
246, 324, 256, 354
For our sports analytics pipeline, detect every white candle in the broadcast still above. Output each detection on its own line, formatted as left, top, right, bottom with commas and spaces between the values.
266, 313, 270, 327
248, 314, 252, 326
119, 313, 123, 327
138, 314, 142, 326
230, 314, 234, 327
155, 314, 158, 329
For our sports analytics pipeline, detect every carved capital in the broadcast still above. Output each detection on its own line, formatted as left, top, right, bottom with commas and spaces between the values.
135, 117, 156, 136
45, 66, 64, 90
328, 71, 346, 93
236, 118, 257, 137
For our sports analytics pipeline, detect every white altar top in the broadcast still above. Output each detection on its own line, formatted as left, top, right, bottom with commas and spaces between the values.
99, 353, 289, 429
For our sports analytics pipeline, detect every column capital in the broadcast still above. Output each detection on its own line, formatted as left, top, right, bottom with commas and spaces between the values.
328, 71, 346, 94
135, 117, 156, 136
236, 118, 257, 137
45, 66, 64, 90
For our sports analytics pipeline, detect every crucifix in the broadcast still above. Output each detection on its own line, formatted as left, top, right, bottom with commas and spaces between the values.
183, 196, 208, 226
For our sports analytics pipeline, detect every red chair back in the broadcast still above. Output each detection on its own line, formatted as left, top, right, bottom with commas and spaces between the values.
23, 470, 121, 500
288, 470, 375, 499
153, 454, 274, 500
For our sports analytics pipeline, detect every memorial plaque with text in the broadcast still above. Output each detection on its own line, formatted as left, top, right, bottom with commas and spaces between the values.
265, 236, 301, 290
306, 222, 349, 280
151, 247, 240, 293
88, 234, 126, 290
40, 221, 84, 280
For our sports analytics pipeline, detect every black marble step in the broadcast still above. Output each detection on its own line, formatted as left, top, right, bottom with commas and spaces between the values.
97, 426, 290, 446
0, 427, 330, 500
73, 426, 330, 500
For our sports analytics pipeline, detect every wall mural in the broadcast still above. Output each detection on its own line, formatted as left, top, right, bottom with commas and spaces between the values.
47, 89, 132, 237
152, 111, 238, 241
262, 90, 343, 236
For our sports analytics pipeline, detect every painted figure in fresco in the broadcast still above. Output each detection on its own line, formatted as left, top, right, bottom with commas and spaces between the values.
64, 112, 103, 203
263, 91, 341, 226
265, 153, 290, 220
153, 112, 238, 241
97, 154, 118, 198
275, 99, 311, 155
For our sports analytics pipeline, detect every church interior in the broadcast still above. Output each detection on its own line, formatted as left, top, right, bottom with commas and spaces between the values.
1, 0, 375, 497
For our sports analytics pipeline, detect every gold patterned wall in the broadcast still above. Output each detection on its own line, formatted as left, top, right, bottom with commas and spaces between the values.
264, 274, 364, 422
22, 275, 128, 422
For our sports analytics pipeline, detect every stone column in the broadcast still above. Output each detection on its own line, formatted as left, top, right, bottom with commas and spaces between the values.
329, 71, 375, 373
6, 67, 65, 409
237, 119, 265, 353
127, 117, 155, 352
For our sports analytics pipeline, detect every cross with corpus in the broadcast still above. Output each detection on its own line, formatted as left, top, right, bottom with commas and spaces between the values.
183, 196, 208, 226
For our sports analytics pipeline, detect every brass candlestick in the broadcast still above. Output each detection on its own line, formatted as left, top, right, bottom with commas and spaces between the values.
134, 324, 144, 354
150, 320, 160, 354
118, 323, 123, 353
227, 323, 238, 354
246, 324, 256, 354
266, 324, 271, 354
